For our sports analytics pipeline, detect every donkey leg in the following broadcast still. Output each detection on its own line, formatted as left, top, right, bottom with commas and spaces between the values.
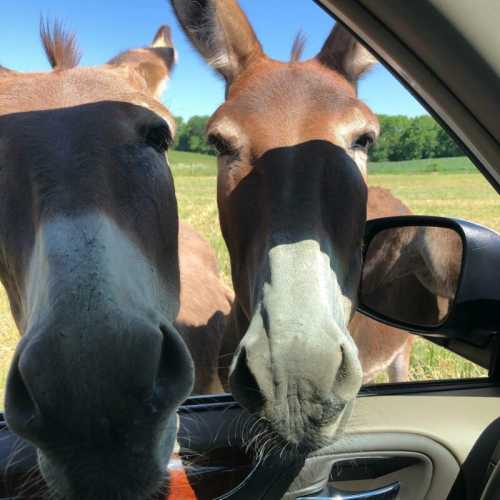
387, 336, 414, 382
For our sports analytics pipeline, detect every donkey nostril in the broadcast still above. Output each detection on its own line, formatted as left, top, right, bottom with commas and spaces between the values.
5, 356, 39, 437
334, 343, 363, 400
337, 344, 347, 378
153, 323, 194, 406
230, 347, 265, 413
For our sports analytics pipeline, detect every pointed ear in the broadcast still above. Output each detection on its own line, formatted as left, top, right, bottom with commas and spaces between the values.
317, 23, 377, 83
108, 25, 176, 98
170, 0, 263, 85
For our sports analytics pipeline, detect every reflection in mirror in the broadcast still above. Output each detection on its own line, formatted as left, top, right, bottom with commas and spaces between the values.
361, 226, 463, 327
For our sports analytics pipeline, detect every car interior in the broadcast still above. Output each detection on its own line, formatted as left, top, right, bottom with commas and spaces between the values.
0, 1, 499, 499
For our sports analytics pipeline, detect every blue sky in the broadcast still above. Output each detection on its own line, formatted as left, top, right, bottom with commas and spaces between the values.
0, 0, 427, 120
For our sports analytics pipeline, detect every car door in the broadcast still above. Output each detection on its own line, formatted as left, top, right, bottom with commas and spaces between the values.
0, 1, 499, 499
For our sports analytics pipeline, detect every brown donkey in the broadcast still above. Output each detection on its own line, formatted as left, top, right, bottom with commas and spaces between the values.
0, 23, 228, 499
352, 187, 414, 384
172, 0, 414, 454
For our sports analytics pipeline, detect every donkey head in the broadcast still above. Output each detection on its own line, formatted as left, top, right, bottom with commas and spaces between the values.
172, 0, 378, 454
0, 23, 193, 499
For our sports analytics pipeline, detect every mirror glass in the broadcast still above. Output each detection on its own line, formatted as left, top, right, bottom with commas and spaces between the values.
360, 225, 463, 328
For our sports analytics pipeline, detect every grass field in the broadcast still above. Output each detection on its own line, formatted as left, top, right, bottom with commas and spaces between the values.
0, 153, 494, 402
369, 156, 476, 175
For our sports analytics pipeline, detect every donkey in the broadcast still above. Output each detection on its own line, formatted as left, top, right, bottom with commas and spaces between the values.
361, 222, 463, 327
351, 187, 415, 384
0, 23, 228, 500
172, 0, 415, 455
177, 221, 232, 394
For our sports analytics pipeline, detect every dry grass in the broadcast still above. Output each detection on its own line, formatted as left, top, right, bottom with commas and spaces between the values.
0, 155, 495, 404
369, 172, 500, 232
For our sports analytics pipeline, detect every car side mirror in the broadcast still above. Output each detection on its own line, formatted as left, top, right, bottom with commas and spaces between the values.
358, 216, 500, 345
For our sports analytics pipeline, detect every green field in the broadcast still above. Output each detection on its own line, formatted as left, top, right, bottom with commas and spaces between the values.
169, 150, 217, 176
0, 153, 494, 402
369, 155, 477, 175
168, 151, 480, 177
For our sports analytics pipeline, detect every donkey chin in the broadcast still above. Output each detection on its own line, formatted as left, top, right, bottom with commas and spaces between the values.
37, 412, 178, 500
230, 278, 364, 456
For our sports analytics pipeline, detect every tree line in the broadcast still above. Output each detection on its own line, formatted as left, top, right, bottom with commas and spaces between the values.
173, 114, 463, 161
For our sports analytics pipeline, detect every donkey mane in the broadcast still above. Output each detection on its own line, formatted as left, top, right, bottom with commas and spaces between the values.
40, 19, 82, 70
290, 31, 307, 62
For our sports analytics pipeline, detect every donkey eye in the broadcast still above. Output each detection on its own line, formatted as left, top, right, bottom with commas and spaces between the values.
352, 133, 375, 151
145, 124, 172, 153
207, 134, 237, 157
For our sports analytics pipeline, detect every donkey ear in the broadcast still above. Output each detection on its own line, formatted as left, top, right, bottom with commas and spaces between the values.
170, 0, 263, 84
108, 25, 176, 98
318, 23, 377, 82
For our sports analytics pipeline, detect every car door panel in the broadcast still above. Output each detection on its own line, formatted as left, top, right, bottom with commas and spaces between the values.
174, 386, 500, 499
287, 446, 440, 500
284, 387, 500, 499
0, 386, 498, 499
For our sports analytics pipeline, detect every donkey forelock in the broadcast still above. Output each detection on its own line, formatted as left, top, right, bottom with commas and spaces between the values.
40, 18, 82, 70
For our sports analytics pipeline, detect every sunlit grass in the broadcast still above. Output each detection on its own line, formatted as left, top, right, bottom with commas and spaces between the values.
373, 337, 487, 384
369, 156, 476, 174
409, 338, 486, 380
369, 172, 500, 232
0, 153, 495, 403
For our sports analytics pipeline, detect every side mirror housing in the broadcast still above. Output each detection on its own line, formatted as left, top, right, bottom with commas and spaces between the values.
358, 216, 500, 347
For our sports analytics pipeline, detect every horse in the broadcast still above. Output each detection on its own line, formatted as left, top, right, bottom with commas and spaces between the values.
0, 22, 228, 500
171, 0, 416, 455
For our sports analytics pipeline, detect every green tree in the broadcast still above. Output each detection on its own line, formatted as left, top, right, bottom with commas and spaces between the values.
173, 116, 185, 150
391, 116, 439, 160
369, 115, 411, 162
173, 115, 215, 155
433, 127, 463, 157
188, 134, 203, 152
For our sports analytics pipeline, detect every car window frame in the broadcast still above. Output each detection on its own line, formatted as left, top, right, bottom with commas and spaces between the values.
1, 0, 499, 428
